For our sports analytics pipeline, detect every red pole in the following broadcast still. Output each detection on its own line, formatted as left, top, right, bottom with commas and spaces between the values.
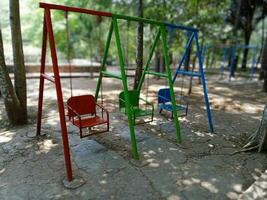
36, 13, 47, 136
44, 8, 73, 182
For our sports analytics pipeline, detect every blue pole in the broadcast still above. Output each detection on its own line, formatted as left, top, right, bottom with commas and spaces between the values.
201, 44, 208, 62
172, 32, 194, 83
194, 32, 214, 133
229, 46, 236, 81
250, 47, 257, 80
220, 47, 227, 79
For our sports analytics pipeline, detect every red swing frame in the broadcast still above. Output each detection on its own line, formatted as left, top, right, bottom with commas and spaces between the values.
36, 3, 112, 182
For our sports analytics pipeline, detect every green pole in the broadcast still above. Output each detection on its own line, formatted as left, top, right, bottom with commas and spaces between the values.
160, 25, 181, 143
137, 29, 161, 93
95, 21, 113, 100
113, 17, 139, 159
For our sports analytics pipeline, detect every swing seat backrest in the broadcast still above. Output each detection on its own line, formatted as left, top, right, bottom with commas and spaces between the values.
67, 95, 96, 117
158, 88, 171, 104
119, 90, 139, 109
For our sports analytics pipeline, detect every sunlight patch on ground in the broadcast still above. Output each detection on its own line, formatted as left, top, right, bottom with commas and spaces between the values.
0, 168, 5, 176
0, 135, 12, 143
37, 139, 58, 154
167, 194, 181, 200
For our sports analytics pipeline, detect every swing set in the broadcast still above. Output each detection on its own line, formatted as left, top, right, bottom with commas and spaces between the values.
202, 44, 258, 81
157, 28, 214, 133
36, 3, 213, 182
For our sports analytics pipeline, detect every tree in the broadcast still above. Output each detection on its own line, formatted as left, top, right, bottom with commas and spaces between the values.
0, 0, 27, 125
226, 0, 267, 71
261, 37, 267, 92
134, 0, 144, 89
240, 105, 267, 153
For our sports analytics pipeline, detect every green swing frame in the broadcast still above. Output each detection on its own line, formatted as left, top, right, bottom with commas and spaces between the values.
95, 17, 181, 160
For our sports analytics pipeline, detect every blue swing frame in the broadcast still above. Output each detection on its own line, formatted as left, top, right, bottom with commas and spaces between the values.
201, 44, 230, 79
229, 45, 258, 81
157, 26, 214, 133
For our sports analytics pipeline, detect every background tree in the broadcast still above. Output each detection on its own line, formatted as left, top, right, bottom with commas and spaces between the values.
261, 36, 267, 92
226, 0, 267, 71
0, 0, 27, 125
134, 0, 144, 89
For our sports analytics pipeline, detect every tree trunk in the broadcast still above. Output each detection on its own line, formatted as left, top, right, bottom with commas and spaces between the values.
134, 0, 143, 89
0, 28, 24, 125
261, 37, 267, 92
241, 105, 267, 152
0, 0, 28, 125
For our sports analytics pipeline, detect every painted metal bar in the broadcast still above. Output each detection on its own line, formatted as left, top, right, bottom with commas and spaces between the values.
220, 47, 227, 79
102, 71, 122, 80
165, 23, 198, 32
174, 70, 201, 77
137, 29, 161, 92
41, 73, 55, 83
95, 21, 113, 100
229, 46, 236, 81
201, 44, 207, 63
160, 25, 181, 143
145, 71, 168, 78
194, 32, 214, 133
234, 44, 257, 49
40, 3, 197, 36
40, 2, 112, 17
36, 12, 47, 136
113, 13, 162, 26
250, 47, 257, 80
44, 8, 73, 182
113, 17, 139, 160
172, 33, 194, 83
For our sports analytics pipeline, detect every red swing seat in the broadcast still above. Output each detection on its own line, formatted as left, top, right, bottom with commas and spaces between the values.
67, 95, 109, 138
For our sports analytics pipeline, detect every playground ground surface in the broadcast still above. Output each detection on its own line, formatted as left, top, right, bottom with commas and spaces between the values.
0, 75, 267, 200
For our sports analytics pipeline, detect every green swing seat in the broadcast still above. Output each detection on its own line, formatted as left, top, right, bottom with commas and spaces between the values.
119, 90, 154, 125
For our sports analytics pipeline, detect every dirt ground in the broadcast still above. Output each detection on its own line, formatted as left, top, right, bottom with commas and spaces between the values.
0, 74, 267, 199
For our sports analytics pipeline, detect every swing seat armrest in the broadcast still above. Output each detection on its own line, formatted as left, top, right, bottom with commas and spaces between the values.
67, 105, 82, 127
139, 97, 154, 112
158, 94, 171, 102
139, 97, 152, 106
96, 103, 109, 121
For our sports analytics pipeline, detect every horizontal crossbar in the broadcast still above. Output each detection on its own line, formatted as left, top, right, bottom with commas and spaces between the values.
41, 73, 55, 83
40, 3, 112, 17
175, 70, 201, 77
165, 23, 198, 32
145, 71, 168, 77
102, 71, 122, 80
39, 3, 197, 32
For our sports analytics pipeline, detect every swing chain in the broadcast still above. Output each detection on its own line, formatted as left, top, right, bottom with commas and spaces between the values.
65, 11, 73, 97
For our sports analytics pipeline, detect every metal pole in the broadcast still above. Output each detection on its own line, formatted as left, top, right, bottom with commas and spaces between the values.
137, 29, 160, 93
160, 25, 181, 142
113, 17, 139, 159
172, 33, 194, 83
250, 47, 257, 80
36, 13, 47, 136
194, 32, 214, 133
95, 22, 113, 100
220, 47, 227, 79
229, 46, 236, 81
45, 9, 73, 181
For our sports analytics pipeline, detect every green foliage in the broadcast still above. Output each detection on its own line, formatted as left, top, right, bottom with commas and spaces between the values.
0, 0, 264, 65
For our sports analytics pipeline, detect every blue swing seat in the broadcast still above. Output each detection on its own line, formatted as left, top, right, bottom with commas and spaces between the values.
157, 88, 188, 117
